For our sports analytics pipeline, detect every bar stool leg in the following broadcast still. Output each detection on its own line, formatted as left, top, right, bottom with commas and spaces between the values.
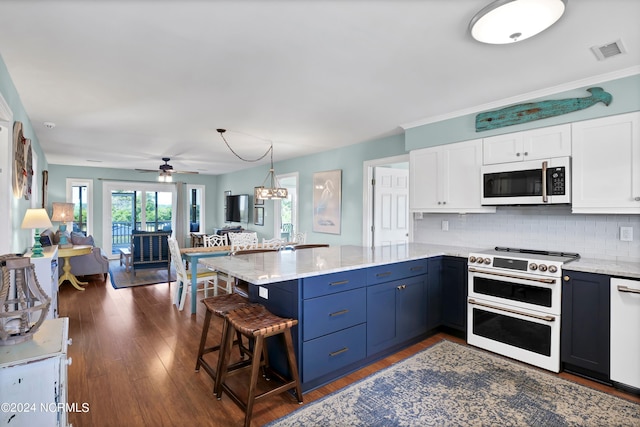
215, 319, 236, 399
195, 308, 213, 372
243, 336, 264, 427
283, 330, 303, 403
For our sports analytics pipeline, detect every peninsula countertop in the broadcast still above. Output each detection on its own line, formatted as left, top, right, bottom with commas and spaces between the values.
198, 243, 640, 284
198, 243, 481, 285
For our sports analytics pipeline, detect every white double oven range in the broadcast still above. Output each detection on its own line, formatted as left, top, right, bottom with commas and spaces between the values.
467, 247, 580, 373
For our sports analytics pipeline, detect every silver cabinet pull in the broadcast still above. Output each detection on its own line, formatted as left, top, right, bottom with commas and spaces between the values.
468, 299, 556, 322
329, 347, 349, 357
329, 309, 349, 317
376, 271, 392, 278
330, 280, 349, 286
396, 284, 406, 290
618, 285, 640, 295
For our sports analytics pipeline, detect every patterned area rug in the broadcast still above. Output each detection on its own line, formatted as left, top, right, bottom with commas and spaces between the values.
267, 340, 640, 426
108, 260, 175, 289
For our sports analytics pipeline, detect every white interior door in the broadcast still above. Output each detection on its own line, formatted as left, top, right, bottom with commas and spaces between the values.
373, 166, 409, 246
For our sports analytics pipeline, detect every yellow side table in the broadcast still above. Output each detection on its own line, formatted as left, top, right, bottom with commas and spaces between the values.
57, 245, 93, 291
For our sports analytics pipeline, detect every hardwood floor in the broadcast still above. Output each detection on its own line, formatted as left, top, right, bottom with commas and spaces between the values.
59, 273, 640, 427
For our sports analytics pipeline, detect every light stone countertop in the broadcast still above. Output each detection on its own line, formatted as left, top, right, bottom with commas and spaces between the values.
562, 258, 640, 280
199, 243, 482, 285
199, 243, 640, 284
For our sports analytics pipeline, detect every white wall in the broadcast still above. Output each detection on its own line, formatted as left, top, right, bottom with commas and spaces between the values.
413, 206, 640, 263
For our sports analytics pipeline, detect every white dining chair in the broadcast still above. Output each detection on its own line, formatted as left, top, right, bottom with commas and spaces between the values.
203, 234, 228, 248
291, 232, 306, 244
228, 232, 258, 252
168, 237, 218, 312
262, 237, 285, 250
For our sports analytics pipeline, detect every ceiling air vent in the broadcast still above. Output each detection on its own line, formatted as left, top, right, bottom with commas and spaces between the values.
591, 39, 626, 61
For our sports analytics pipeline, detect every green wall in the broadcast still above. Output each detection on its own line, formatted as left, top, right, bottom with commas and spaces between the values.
213, 132, 407, 246
1, 55, 49, 253
46, 165, 219, 248
406, 74, 640, 150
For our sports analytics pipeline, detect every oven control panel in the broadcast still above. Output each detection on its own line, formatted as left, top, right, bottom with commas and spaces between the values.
468, 253, 563, 277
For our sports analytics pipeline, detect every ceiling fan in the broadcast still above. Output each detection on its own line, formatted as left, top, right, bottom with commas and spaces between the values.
136, 157, 198, 181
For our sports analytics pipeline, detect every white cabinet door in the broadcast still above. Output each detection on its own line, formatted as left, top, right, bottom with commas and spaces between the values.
483, 132, 523, 164
410, 139, 494, 213
483, 124, 571, 165
572, 112, 640, 214
410, 146, 441, 211
522, 124, 571, 160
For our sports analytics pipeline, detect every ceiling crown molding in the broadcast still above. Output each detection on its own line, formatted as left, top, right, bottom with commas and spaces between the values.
401, 66, 640, 130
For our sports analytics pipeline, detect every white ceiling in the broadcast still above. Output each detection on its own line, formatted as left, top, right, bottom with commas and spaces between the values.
0, 1, 638, 176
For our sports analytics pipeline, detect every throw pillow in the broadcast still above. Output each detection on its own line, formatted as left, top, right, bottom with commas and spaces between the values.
70, 232, 95, 246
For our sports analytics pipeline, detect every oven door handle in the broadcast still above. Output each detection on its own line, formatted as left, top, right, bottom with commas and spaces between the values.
468, 299, 556, 322
468, 267, 556, 284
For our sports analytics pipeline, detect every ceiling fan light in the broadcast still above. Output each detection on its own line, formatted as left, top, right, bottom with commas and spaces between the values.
469, 0, 567, 44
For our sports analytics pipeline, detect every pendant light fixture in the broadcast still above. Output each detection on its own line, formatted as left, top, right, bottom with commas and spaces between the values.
217, 129, 288, 200
469, 0, 567, 44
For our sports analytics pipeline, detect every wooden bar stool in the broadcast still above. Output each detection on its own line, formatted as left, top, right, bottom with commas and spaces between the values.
195, 293, 254, 388
216, 305, 303, 427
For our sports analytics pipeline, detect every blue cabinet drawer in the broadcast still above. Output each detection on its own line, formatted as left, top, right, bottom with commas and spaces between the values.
367, 259, 428, 284
302, 323, 366, 381
303, 269, 367, 299
303, 288, 366, 341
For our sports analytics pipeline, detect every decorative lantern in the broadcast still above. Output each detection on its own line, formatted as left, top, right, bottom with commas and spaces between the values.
0, 254, 51, 345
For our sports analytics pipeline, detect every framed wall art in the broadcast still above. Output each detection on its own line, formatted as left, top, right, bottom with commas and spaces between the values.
254, 207, 264, 226
312, 169, 342, 234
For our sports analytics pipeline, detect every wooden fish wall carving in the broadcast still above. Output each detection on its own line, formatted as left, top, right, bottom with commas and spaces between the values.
476, 87, 612, 132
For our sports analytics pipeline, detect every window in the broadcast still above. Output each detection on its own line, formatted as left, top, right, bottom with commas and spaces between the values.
186, 184, 205, 233
67, 178, 93, 236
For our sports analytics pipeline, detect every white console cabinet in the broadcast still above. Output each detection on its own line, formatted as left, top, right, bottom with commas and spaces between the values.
572, 111, 640, 214
0, 318, 71, 427
26, 246, 59, 319
410, 139, 495, 213
482, 123, 571, 165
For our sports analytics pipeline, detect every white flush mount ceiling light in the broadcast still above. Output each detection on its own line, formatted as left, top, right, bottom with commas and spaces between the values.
469, 0, 567, 44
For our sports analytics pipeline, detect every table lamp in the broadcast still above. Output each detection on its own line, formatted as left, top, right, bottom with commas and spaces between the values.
21, 208, 53, 257
51, 202, 75, 248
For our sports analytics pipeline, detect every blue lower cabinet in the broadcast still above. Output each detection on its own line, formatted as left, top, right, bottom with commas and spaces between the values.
302, 323, 367, 381
366, 275, 428, 356
303, 288, 367, 341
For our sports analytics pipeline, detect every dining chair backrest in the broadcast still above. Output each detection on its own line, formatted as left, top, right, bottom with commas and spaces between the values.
203, 234, 228, 247
229, 232, 258, 251
291, 232, 306, 244
167, 236, 187, 283
262, 238, 285, 250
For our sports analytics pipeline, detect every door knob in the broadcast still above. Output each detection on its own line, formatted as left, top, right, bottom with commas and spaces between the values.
563, 275, 570, 282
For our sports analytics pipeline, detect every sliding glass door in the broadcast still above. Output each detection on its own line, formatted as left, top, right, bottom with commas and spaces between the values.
102, 181, 176, 258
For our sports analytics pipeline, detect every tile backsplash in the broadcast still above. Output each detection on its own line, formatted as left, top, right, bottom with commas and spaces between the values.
413, 206, 640, 263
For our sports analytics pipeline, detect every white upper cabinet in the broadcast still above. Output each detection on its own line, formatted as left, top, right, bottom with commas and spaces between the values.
483, 124, 572, 165
410, 139, 495, 213
571, 111, 640, 214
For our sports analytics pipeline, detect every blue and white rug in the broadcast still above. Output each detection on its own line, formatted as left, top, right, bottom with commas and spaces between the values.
267, 340, 640, 426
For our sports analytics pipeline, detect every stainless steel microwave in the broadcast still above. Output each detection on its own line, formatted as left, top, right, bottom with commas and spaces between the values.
481, 157, 571, 205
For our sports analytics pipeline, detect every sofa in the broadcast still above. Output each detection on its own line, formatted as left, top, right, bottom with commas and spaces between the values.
40, 229, 110, 280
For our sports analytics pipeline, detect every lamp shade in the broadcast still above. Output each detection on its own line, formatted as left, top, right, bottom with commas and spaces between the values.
51, 202, 75, 222
21, 208, 53, 230
469, 0, 567, 44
